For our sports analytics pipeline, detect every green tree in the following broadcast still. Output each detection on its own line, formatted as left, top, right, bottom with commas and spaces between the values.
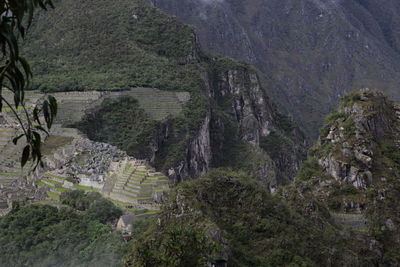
0, 0, 57, 168
128, 226, 217, 267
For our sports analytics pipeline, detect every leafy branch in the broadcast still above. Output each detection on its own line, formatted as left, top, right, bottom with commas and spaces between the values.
0, 0, 56, 169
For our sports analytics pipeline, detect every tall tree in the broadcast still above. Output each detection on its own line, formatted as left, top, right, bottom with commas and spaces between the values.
0, 0, 57, 168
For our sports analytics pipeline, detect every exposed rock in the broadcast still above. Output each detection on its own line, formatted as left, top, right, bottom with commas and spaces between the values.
152, 0, 400, 140
293, 90, 400, 265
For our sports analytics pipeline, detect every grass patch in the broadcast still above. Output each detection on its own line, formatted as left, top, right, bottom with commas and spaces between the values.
36, 181, 50, 187
56, 187, 70, 193
73, 185, 98, 191
136, 210, 159, 217
42, 179, 61, 185
42, 135, 74, 156
47, 191, 60, 200
44, 173, 69, 180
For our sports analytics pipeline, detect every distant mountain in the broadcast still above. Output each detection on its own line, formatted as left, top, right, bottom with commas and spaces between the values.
152, 0, 400, 139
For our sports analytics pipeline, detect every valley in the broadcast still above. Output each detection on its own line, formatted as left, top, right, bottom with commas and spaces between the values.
0, 0, 399, 266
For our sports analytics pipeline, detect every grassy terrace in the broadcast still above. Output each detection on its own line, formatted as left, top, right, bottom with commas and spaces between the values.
42, 136, 74, 156
0, 128, 16, 148
43, 173, 69, 180
56, 187, 69, 193
47, 191, 60, 200
0, 173, 20, 177
110, 163, 170, 204
42, 179, 61, 186
73, 185, 99, 191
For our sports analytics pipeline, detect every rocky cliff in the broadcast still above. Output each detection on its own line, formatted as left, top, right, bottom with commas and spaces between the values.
207, 58, 306, 187
289, 89, 400, 265
152, 0, 400, 139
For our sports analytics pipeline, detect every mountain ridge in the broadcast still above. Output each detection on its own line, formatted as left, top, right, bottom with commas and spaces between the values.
152, 0, 400, 139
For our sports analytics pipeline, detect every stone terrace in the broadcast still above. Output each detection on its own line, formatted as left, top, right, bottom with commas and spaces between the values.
107, 159, 170, 205
106, 87, 190, 121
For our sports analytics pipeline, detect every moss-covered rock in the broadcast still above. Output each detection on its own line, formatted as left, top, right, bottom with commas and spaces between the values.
291, 89, 400, 265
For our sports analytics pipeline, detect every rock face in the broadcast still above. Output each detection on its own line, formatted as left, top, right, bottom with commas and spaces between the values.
212, 69, 274, 145
167, 58, 307, 187
166, 111, 212, 183
0, 178, 47, 216
208, 60, 306, 187
293, 90, 400, 265
316, 89, 398, 190
152, 0, 400, 139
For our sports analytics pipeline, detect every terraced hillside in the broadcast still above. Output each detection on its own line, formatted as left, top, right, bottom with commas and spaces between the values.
52, 91, 103, 125
51, 88, 190, 126
0, 89, 178, 216
107, 160, 169, 204
111, 88, 190, 121
0, 118, 30, 189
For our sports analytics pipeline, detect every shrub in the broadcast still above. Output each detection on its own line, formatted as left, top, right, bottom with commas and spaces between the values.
296, 157, 325, 181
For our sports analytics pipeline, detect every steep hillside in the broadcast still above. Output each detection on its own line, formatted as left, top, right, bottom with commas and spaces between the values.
152, 0, 400, 139
19, 0, 306, 186
126, 170, 367, 266
286, 90, 400, 265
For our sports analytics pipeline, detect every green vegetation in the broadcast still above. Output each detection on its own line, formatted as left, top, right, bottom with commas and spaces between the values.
75, 96, 158, 159
42, 135, 74, 155
341, 92, 362, 107
0, 0, 58, 169
0, 192, 126, 266
320, 111, 346, 137
60, 191, 122, 224
210, 118, 275, 183
342, 118, 356, 137
46, 191, 60, 200
275, 113, 296, 134
128, 227, 217, 267
293, 91, 400, 264
27, 0, 212, 169
296, 156, 328, 181
366, 138, 400, 265
260, 130, 292, 160
207, 56, 250, 74
126, 169, 357, 266
24, 0, 205, 93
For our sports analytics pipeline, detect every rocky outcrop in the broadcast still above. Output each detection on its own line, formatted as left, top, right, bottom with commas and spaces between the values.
167, 111, 212, 183
146, 58, 306, 187
316, 89, 398, 190
292, 90, 400, 265
0, 177, 47, 216
208, 60, 306, 186
212, 69, 274, 144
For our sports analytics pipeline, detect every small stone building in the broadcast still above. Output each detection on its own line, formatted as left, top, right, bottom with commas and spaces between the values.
116, 214, 137, 234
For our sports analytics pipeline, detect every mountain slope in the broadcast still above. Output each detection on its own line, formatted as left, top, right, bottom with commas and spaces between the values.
20, 0, 306, 186
152, 0, 400, 139
126, 170, 367, 266
287, 90, 400, 265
